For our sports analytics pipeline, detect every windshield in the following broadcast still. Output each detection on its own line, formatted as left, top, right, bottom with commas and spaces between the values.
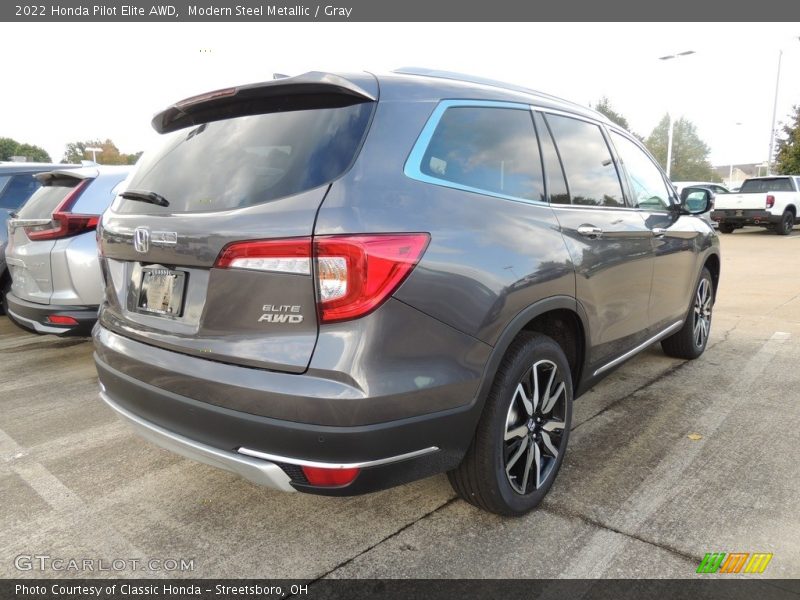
114, 103, 373, 214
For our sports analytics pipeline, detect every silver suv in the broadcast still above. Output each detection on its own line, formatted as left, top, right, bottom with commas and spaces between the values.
5, 165, 131, 335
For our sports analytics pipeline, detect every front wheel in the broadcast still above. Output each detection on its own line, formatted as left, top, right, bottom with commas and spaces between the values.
661, 267, 714, 360
776, 210, 794, 236
448, 333, 573, 516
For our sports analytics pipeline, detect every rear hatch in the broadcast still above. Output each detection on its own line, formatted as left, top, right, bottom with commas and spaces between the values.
97, 72, 377, 373
6, 171, 97, 304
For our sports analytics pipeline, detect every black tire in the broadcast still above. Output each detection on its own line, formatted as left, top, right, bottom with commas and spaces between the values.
718, 223, 735, 234
776, 210, 794, 236
661, 267, 714, 360
448, 333, 573, 516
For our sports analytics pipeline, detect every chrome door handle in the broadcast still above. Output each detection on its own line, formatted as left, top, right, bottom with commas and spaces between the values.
577, 225, 603, 239
652, 228, 667, 238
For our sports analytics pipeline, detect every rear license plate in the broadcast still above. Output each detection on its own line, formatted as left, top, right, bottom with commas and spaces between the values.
735, 210, 743, 217
137, 268, 186, 316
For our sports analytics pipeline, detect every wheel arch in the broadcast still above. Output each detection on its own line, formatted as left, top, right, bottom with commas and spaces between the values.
473, 296, 588, 414
703, 252, 721, 295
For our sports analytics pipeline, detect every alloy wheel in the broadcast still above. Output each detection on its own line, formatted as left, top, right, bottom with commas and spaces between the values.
504, 359, 567, 495
693, 278, 712, 348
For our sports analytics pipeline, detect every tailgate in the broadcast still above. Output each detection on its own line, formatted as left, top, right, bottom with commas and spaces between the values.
98, 73, 376, 373
713, 193, 767, 211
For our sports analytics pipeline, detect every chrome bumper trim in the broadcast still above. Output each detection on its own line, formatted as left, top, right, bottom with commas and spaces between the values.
237, 445, 440, 470
100, 391, 295, 492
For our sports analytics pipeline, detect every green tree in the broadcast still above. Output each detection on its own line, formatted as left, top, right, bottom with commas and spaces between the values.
645, 114, 721, 182
62, 139, 142, 165
774, 105, 800, 175
594, 96, 630, 130
0, 136, 51, 162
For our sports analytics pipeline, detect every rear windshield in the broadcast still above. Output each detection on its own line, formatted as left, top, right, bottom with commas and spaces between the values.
15, 178, 80, 219
0, 174, 42, 210
115, 103, 374, 214
739, 178, 794, 193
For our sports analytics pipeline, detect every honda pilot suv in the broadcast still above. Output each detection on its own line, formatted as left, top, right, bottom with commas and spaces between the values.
93, 69, 720, 516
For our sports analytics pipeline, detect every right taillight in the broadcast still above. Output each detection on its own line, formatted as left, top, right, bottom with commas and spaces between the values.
215, 233, 430, 324
766, 195, 775, 209
314, 233, 430, 323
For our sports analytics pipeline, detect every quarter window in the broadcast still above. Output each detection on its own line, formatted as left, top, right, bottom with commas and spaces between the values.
544, 114, 625, 207
419, 106, 545, 202
610, 131, 672, 211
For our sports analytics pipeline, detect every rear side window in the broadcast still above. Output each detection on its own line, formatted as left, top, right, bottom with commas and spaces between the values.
0, 174, 42, 210
545, 114, 625, 207
115, 103, 373, 214
739, 178, 794, 193
415, 105, 544, 202
15, 178, 80, 219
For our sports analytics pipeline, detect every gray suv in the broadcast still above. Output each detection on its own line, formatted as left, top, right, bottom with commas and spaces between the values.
93, 70, 720, 516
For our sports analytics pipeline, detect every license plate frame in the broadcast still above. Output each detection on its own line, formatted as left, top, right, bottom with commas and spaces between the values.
137, 267, 186, 317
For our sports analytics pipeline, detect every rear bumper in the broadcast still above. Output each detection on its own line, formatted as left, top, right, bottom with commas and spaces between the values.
711, 209, 780, 226
100, 388, 296, 492
6, 292, 97, 336
94, 325, 480, 495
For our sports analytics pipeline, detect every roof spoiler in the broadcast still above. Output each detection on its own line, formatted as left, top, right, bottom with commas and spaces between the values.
151, 71, 377, 134
35, 169, 96, 183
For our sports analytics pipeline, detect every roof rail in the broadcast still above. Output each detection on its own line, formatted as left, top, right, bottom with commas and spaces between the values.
393, 67, 606, 121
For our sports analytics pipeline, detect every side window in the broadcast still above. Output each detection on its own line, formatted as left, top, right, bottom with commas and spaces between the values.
544, 114, 625, 207
533, 112, 570, 204
0, 174, 42, 210
419, 106, 545, 202
610, 131, 672, 211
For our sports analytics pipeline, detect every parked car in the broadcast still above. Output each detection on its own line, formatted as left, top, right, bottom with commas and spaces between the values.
711, 175, 800, 234
93, 69, 720, 516
5, 165, 131, 334
672, 181, 730, 196
0, 162, 79, 314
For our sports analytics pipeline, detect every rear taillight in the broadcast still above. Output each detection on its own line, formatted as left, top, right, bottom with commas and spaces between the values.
215, 233, 430, 324
766, 195, 775, 209
23, 180, 96, 241
315, 234, 430, 323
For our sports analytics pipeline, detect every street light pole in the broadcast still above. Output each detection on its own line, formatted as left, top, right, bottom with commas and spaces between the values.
767, 50, 783, 175
658, 50, 696, 179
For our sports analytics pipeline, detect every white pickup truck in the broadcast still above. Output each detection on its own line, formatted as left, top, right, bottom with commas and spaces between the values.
711, 176, 800, 235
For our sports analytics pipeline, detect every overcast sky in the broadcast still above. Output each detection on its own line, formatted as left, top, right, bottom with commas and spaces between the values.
1, 22, 799, 170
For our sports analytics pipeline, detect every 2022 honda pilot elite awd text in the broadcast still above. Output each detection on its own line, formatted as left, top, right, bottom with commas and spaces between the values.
93, 69, 720, 516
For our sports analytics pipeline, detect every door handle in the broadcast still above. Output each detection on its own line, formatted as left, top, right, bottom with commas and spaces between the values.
577, 225, 603, 239
652, 228, 667, 238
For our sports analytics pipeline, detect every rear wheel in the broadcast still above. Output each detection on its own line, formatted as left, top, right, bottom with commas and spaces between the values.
448, 333, 572, 516
661, 268, 714, 360
776, 210, 794, 236
718, 223, 735, 234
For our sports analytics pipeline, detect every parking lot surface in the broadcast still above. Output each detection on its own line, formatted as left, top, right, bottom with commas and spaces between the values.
2, 228, 799, 579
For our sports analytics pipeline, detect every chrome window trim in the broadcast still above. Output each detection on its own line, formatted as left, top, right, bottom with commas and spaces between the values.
404, 99, 549, 208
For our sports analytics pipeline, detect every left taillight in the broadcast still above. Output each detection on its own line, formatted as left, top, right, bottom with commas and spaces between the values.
23, 180, 96, 241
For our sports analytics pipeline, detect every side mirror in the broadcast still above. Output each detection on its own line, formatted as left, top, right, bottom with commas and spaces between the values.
680, 187, 713, 215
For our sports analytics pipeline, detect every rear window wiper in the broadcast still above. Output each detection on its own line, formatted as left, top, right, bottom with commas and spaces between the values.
120, 189, 170, 207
